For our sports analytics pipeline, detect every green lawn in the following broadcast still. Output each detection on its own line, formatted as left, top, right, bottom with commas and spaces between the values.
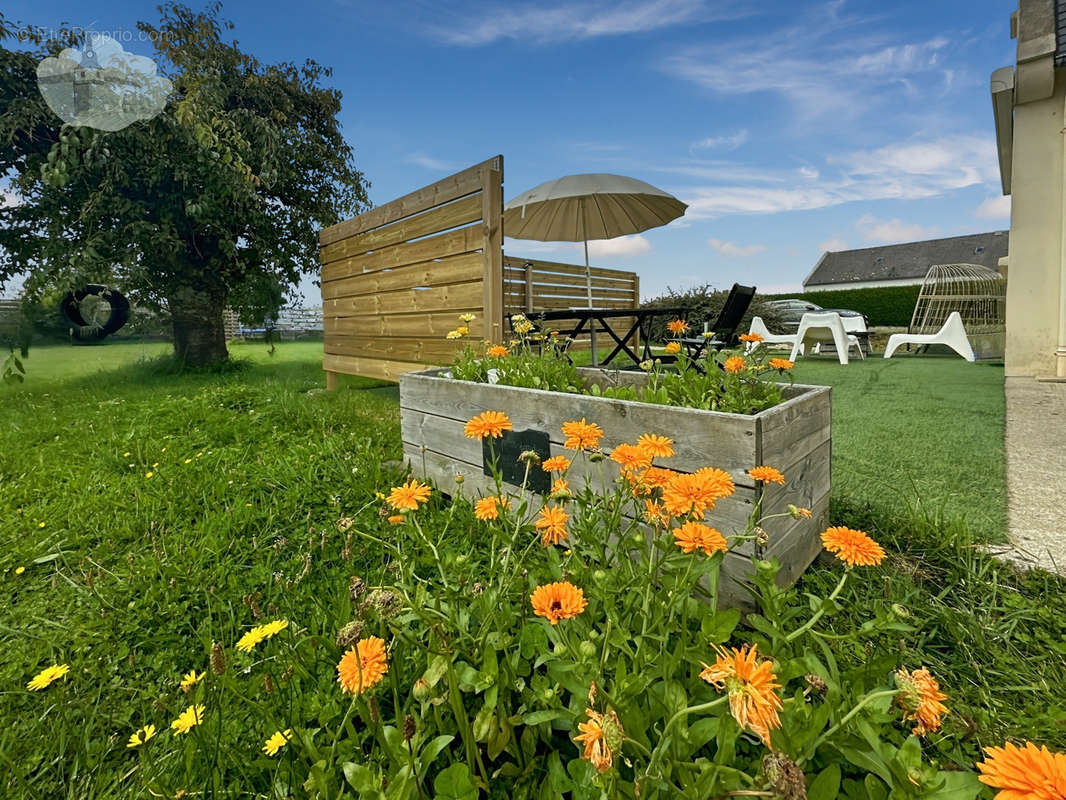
1, 341, 1060, 798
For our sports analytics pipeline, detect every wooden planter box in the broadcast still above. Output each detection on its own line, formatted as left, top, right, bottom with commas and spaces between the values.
399, 367, 831, 607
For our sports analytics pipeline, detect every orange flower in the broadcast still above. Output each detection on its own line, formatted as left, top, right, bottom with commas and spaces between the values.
768, 358, 794, 370
748, 466, 785, 485
977, 742, 1066, 800
895, 667, 949, 737
487, 345, 509, 357
464, 411, 513, 440
550, 479, 571, 499
637, 433, 674, 459
574, 706, 624, 773
667, 319, 689, 335
530, 581, 587, 624
739, 332, 764, 343
664, 341, 682, 355
673, 521, 728, 556
541, 455, 572, 473
641, 466, 677, 488
535, 505, 569, 546
723, 356, 746, 373
387, 480, 431, 511
610, 443, 652, 473
337, 636, 389, 695
662, 468, 735, 517
561, 419, 604, 451
700, 644, 783, 747
821, 526, 885, 567
474, 495, 511, 521
387, 514, 405, 525
644, 499, 670, 527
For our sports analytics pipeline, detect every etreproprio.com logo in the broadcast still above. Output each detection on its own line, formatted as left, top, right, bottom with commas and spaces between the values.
36, 33, 173, 132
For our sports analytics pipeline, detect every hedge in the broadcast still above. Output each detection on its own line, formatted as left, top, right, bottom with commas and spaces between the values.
762, 284, 921, 327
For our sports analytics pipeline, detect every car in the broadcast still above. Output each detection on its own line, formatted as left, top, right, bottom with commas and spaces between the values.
762, 299, 868, 333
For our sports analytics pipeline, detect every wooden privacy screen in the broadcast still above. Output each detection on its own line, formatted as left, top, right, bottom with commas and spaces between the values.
502, 255, 639, 349
318, 156, 504, 384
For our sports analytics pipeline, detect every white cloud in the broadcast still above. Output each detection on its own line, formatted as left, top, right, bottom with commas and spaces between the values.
426, 0, 741, 46
708, 238, 767, 258
0, 189, 21, 208
692, 129, 749, 151
818, 237, 849, 252
975, 195, 1011, 220
661, 4, 954, 122
673, 134, 997, 219
855, 214, 938, 244
588, 234, 652, 257
405, 152, 456, 171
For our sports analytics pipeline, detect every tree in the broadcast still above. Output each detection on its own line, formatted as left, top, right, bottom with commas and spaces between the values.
0, 4, 369, 365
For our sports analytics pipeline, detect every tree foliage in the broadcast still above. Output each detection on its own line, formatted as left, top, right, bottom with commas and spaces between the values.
0, 4, 369, 364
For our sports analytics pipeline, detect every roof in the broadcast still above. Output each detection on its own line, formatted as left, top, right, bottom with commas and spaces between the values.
804, 231, 1009, 288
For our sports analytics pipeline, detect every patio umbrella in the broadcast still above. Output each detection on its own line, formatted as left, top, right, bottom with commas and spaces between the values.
504, 173, 687, 306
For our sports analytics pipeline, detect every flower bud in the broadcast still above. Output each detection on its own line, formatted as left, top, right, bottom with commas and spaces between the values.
518, 450, 542, 466
412, 678, 432, 701
579, 641, 598, 660
754, 526, 769, 548
454, 473, 465, 485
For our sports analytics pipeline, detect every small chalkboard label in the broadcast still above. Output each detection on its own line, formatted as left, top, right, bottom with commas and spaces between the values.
482, 428, 552, 493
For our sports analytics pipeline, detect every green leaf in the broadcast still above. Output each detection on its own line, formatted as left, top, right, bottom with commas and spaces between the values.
522, 709, 569, 725
807, 764, 841, 800
433, 763, 478, 800
343, 763, 385, 799
701, 608, 741, 643
417, 735, 455, 778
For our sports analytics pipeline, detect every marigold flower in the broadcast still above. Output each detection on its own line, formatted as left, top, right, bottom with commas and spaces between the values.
550, 479, 572, 499
748, 466, 786, 485
561, 418, 604, 451
464, 411, 513, 440
27, 664, 69, 691
487, 345, 509, 357
739, 332, 764, 343
637, 433, 674, 459
530, 581, 587, 624
541, 455, 571, 473
387, 514, 405, 525
574, 706, 624, 773
662, 468, 735, 517
179, 670, 204, 693
639, 359, 654, 371
667, 319, 689, 335
673, 521, 728, 556
263, 729, 292, 756
977, 741, 1066, 799
337, 636, 389, 695
821, 526, 885, 567
644, 499, 671, 527
446, 330, 462, 339
171, 705, 205, 735
642, 466, 677, 488
700, 644, 783, 747
768, 358, 794, 370
459, 313, 475, 323
535, 505, 569, 546
724, 356, 746, 373
387, 479, 432, 511
609, 443, 652, 473
127, 724, 156, 748
895, 667, 949, 736
474, 495, 511, 521
788, 504, 812, 519
664, 341, 682, 355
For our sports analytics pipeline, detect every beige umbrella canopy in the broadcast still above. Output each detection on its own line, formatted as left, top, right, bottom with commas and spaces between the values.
504, 173, 687, 305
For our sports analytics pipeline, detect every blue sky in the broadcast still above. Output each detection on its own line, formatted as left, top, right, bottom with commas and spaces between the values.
3, 0, 1016, 302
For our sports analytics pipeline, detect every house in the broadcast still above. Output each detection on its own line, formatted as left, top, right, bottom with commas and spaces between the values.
990, 0, 1066, 377
802, 232, 1009, 291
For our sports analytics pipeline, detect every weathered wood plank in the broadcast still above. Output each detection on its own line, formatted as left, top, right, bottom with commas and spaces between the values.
759, 385, 832, 468
325, 311, 485, 339
323, 354, 426, 383
501, 256, 638, 281
322, 225, 485, 277
320, 156, 500, 246
322, 252, 484, 300
324, 280, 484, 317
321, 195, 483, 264
325, 335, 463, 364
503, 268, 637, 290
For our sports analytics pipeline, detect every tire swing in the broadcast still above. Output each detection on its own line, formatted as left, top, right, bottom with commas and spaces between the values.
60, 285, 131, 343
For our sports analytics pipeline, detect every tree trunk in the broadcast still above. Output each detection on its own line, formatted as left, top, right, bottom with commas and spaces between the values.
169, 285, 229, 366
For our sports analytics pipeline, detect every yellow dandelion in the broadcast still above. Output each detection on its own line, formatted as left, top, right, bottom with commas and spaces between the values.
263, 729, 292, 756
127, 724, 157, 748
171, 704, 205, 735
145, 472, 153, 479
14, 566, 25, 576
179, 670, 204, 693
26, 663, 69, 691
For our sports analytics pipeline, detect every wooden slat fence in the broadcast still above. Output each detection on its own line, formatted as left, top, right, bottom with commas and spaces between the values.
502, 255, 639, 349
319, 156, 504, 384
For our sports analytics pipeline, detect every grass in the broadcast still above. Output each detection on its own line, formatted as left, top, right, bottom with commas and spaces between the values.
0, 341, 1060, 798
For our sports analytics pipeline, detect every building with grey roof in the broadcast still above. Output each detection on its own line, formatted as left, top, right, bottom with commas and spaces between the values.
803, 231, 1009, 291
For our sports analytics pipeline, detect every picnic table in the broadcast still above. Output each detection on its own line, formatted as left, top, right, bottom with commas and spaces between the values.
520, 306, 691, 368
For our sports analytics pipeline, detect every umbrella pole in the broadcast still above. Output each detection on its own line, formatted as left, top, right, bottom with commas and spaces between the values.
584, 228, 598, 367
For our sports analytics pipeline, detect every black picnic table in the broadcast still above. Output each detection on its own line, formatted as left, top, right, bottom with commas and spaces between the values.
520, 306, 704, 368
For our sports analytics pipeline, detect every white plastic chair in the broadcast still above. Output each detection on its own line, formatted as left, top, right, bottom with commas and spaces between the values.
883, 312, 975, 362
790, 312, 855, 365
745, 316, 800, 353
